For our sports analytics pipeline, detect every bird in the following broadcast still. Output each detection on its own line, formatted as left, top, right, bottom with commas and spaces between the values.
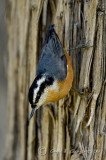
28, 24, 73, 120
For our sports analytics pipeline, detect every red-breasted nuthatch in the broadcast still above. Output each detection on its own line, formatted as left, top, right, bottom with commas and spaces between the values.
28, 25, 73, 119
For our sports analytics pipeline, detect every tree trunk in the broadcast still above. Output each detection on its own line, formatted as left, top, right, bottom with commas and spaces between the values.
5, 0, 106, 160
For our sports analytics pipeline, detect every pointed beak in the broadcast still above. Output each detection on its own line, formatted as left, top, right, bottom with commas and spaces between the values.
29, 105, 40, 120
29, 104, 38, 120
29, 108, 35, 120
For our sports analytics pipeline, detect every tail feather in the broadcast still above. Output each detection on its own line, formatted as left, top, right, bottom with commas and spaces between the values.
44, 24, 55, 44
43, 24, 63, 57
48, 24, 55, 31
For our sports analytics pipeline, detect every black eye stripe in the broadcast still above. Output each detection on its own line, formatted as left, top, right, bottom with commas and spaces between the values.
28, 73, 44, 105
28, 80, 38, 105
35, 77, 54, 104
28, 73, 54, 107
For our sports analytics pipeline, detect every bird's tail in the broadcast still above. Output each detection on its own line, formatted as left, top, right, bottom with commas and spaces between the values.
44, 24, 55, 43
43, 24, 63, 56
48, 24, 55, 31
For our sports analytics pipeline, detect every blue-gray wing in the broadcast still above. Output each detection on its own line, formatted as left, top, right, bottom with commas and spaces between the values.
36, 25, 67, 81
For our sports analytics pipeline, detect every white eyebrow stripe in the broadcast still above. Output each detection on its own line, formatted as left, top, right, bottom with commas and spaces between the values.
37, 77, 46, 85
33, 77, 46, 103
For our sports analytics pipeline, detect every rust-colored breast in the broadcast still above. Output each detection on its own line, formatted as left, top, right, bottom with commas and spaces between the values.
45, 49, 73, 103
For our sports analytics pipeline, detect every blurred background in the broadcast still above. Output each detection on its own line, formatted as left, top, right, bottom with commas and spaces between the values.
0, 0, 7, 159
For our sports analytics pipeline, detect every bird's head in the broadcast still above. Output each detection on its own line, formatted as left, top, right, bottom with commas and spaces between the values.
28, 73, 55, 118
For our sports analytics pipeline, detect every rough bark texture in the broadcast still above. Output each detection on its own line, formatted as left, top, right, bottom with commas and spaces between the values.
6, 0, 106, 160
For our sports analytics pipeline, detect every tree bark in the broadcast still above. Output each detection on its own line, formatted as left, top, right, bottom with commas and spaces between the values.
5, 0, 106, 160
